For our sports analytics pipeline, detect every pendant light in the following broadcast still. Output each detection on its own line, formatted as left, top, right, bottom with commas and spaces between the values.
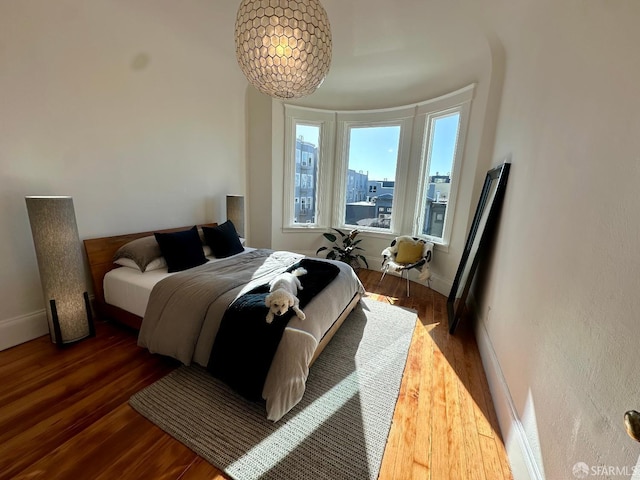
235, 0, 332, 99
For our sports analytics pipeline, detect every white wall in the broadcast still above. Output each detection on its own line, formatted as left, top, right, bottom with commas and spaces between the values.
469, 0, 640, 478
246, 87, 273, 249
0, 0, 247, 349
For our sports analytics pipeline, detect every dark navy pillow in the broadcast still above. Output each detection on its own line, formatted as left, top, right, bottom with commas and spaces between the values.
154, 226, 207, 273
202, 220, 244, 258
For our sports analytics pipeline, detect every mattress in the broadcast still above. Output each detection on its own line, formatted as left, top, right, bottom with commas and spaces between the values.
103, 248, 256, 317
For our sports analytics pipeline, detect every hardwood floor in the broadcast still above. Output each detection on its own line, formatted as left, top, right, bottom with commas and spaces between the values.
0, 270, 512, 480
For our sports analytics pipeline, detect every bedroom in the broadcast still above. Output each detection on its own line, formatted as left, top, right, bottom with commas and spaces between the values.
1, 1, 639, 480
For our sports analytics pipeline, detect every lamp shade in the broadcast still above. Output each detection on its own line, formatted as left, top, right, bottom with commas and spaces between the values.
26, 196, 92, 344
235, 0, 332, 99
226, 195, 245, 238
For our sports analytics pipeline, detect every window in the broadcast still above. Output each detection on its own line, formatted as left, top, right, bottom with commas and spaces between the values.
283, 85, 473, 244
341, 125, 401, 230
293, 125, 319, 223
334, 107, 414, 233
284, 107, 335, 228
416, 112, 460, 239
411, 88, 472, 245
299, 152, 314, 167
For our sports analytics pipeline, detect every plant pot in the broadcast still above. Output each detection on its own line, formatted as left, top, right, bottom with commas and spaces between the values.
347, 258, 362, 272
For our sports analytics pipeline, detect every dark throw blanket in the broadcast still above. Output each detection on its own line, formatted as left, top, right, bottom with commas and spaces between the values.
207, 259, 340, 402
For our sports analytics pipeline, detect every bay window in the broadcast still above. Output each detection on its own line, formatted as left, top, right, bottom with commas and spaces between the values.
283, 85, 473, 245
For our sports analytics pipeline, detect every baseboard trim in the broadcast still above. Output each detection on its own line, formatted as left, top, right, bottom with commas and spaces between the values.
0, 310, 49, 351
360, 253, 452, 296
473, 304, 544, 480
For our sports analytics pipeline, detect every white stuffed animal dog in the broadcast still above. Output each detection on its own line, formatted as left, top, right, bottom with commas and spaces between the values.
265, 267, 307, 324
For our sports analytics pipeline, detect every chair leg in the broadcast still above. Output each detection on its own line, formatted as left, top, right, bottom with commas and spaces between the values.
380, 266, 388, 283
405, 270, 410, 297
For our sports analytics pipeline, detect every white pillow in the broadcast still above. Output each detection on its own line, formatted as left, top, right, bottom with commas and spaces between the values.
115, 245, 212, 272
115, 256, 167, 272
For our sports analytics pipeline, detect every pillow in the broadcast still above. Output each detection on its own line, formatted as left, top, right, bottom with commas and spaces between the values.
202, 220, 244, 258
115, 245, 211, 271
154, 226, 208, 273
114, 256, 167, 272
395, 241, 424, 264
113, 235, 163, 272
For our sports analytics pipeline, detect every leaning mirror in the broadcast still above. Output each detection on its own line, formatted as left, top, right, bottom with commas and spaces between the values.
447, 162, 511, 334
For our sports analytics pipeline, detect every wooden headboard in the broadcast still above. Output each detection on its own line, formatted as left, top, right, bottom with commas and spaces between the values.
83, 223, 217, 306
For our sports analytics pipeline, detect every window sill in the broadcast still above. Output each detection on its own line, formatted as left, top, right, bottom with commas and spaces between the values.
281, 226, 450, 253
282, 226, 326, 234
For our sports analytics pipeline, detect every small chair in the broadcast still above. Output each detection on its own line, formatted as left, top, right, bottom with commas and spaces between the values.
380, 236, 434, 296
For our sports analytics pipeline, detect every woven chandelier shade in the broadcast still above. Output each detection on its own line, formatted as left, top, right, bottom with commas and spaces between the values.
235, 0, 332, 99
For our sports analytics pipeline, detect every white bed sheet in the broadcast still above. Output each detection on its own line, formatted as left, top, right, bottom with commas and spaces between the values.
103, 248, 257, 318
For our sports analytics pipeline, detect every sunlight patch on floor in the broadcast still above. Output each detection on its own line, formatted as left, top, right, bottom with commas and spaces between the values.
228, 335, 409, 478
364, 291, 399, 305
229, 370, 362, 477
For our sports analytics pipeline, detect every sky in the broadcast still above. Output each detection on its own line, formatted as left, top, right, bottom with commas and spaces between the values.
297, 113, 460, 181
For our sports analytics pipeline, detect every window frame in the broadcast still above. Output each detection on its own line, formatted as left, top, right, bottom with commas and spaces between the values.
410, 86, 474, 246
333, 106, 415, 234
283, 105, 335, 230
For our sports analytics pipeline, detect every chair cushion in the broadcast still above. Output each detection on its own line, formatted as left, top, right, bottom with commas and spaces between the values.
395, 241, 424, 264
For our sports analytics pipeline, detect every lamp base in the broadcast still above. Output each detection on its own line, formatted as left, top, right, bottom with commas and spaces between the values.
49, 292, 96, 348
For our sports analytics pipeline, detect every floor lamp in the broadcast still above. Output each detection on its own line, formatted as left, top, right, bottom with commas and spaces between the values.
226, 195, 245, 238
25, 196, 94, 346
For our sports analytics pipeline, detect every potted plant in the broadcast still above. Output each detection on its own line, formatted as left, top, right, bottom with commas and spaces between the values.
316, 228, 369, 271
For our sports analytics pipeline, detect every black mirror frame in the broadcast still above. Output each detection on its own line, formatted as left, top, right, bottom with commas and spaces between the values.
447, 162, 511, 334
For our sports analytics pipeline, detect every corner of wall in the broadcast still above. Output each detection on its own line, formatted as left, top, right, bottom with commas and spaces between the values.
246, 87, 275, 249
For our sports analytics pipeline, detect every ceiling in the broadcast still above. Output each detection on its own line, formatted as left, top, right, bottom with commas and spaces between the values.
298, 0, 491, 108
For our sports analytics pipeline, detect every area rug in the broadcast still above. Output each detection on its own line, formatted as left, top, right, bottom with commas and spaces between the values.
129, 298, 417, 480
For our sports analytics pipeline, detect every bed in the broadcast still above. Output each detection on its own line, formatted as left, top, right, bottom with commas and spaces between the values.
84, 223, 364, 421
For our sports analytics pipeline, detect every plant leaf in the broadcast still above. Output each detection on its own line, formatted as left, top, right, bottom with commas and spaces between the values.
332, 228, 346, 238
358, 254, 369, 268
327, 251, 337, 260
323, 233, 337, 243
316, 246, 328, 255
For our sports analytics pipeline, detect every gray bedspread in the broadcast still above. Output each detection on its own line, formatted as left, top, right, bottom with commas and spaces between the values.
138, 249, 364, 421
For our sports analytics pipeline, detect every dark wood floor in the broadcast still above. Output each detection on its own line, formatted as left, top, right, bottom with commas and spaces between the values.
0, 269, 512, 480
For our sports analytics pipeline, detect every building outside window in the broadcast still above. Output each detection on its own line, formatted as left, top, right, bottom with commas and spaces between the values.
293, 131, 319, 224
